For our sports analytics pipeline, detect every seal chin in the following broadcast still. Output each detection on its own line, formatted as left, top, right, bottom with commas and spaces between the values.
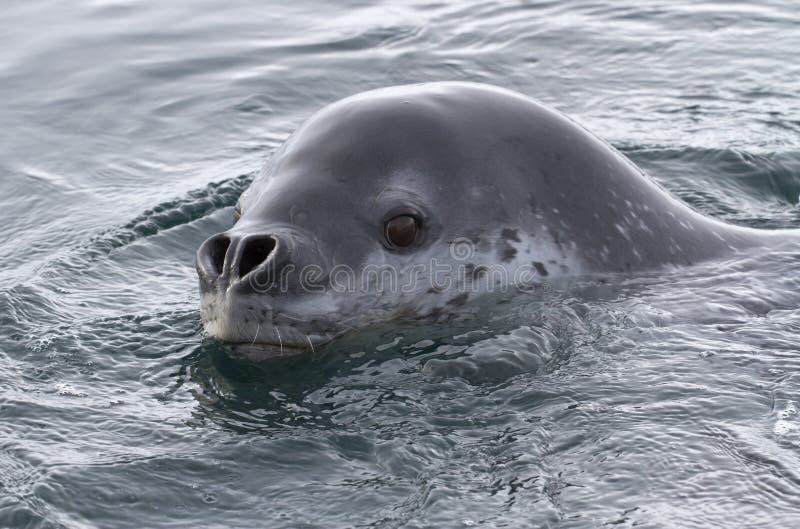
203, 318, 331, 353
228, 342, 310, 360
200, 293, 334, 352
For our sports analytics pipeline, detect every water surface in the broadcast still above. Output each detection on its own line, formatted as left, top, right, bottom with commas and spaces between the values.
2, 1, 800, 527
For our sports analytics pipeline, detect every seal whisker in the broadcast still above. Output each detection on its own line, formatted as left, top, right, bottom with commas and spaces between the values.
251, 323, 261, 346
274, 326, 283, 356
275, 313, 309, 323
306, 335, 316, 360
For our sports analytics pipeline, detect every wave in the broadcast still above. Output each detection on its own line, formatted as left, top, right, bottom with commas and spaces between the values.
622, 145, 800, 228
35, 173, 253, 278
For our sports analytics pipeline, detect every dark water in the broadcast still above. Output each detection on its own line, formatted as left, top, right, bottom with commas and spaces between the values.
2, 1, 800, 527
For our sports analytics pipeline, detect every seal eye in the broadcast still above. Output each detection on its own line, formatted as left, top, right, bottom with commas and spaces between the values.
385, 214, 418, 248
233, 204, 242, 224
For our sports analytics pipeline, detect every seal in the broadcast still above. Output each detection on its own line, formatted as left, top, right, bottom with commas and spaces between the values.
196, 82, 774, 353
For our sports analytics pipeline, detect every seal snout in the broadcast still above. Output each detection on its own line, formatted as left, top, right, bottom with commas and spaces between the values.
196, 232, 279, 288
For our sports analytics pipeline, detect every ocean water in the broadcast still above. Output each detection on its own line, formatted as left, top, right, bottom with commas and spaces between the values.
2, 1, 800, 527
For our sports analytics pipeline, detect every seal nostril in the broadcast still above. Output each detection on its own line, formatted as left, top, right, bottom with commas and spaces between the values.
238, 236, 277, 278
208, 236, 231, 276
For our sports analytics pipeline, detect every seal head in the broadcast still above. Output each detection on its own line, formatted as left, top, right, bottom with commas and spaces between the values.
196, 82, 761, 351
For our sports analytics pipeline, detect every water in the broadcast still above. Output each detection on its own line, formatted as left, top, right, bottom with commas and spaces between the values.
2, 0, 800, 527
